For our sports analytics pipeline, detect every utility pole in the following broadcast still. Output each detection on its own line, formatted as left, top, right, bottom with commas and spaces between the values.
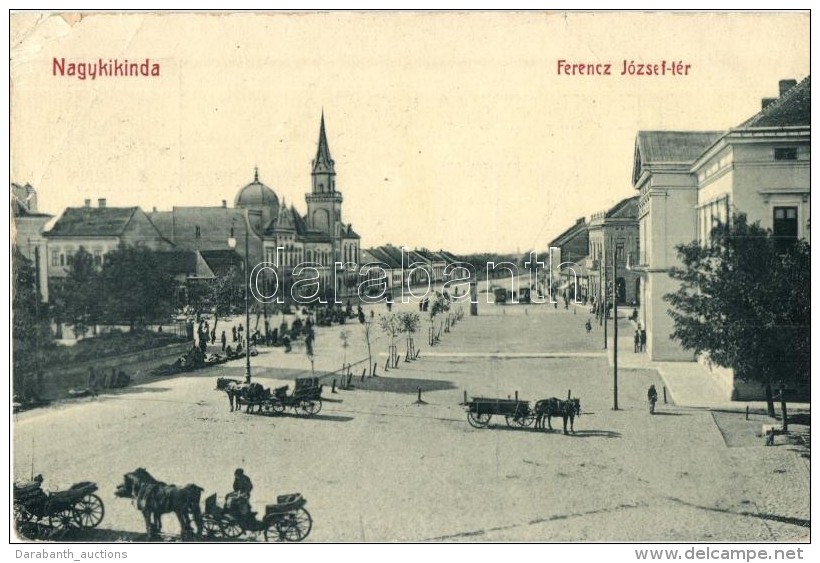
244, 225, 251, 384
612, 234, 619, 410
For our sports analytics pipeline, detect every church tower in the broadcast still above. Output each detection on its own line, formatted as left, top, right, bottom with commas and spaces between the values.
306, 112, 343, 239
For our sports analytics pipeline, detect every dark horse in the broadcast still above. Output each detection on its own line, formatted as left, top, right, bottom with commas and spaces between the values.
534, 397, 581, 434
115, 468, 203, 539
216, 377, 244, 412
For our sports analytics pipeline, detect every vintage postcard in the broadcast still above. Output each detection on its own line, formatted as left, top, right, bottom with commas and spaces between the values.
9, 10, 810, 554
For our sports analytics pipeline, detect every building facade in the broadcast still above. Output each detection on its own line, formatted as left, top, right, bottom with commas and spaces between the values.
587, 196, 640, 308
631, 77, 810, 390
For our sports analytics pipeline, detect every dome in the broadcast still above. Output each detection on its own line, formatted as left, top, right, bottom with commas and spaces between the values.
235, 169, 280, 210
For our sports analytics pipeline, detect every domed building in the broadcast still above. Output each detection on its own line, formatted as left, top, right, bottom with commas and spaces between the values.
148, 113, 361, 298
234, 168, 280, 235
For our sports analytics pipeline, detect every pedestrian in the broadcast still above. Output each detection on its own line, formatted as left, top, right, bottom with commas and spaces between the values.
221, 330, 227, 352
585, 319, 592, 334
232, 326, 237, 343
370, 309, 375, 320
634, 330, 640, 353
211, 329, 216, 345
640, 329, 646, 352
238, 323, 244, 341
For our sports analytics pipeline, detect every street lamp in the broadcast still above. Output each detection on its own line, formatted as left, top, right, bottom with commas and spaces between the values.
228, 221, 252, 384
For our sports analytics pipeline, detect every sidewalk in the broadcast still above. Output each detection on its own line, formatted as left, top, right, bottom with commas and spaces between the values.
586, 305, 783, 411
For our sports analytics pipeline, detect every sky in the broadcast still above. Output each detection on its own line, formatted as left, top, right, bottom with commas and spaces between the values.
9, 11, 810, 254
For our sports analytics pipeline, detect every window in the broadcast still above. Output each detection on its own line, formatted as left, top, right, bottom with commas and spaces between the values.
195, 226, 201, 239
773, 207, 798, 250
66, 253, 74, 266
60, 254, 65, 266
616, 244, 624, 262
230, 227, 234, 238
94, 250, 103, 266
774, 147, 798, 161
52, 250, 59, 267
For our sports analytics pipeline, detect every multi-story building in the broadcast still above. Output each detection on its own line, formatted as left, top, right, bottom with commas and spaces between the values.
631, 77, 810, 397
587, 196, 640, 308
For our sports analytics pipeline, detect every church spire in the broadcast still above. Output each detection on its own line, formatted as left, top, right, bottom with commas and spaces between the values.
312, 111, 335, 174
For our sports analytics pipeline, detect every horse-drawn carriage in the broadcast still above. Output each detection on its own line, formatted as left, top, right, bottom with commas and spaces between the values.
202, 492, 312, 542
217, 377, 323, 417
14, 476, 104, 539
462, 394, 581, 434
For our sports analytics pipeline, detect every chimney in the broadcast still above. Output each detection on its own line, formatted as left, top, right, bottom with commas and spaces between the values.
222, 200, 227, 208
98, 198, 107, 208
152, 206, 157, 212
779, 79, 797, 97
762, 97, 777, 110
84, 199, 91, 208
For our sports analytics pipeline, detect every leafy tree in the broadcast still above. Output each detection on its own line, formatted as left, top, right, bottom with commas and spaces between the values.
665, 214, 810, 428
378, 313, 401, 368
398, 312, 421, 360
57, 247, 100, 338
100, 245, 177, 330
12, 247, 52, 399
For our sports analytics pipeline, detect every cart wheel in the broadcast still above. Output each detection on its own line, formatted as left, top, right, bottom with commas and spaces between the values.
263, 518, 285, 542
13, 502, 33, 524
515, 413, 535, 427
271, 402, 286, 414
49, 507, 80, 531
220, 515, 243, 538
290, 507, 312, 540
299, 398, 322, 416
467, 411, 491, 428
201, 516, 223, 539
74, 494, 105, 528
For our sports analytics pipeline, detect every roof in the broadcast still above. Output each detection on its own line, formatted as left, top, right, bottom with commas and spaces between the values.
46, 206, 138, 237
635, 131, 724, 164
312, 112, 335, 174
548, 218, 588, 249
363, 247, 402, 269
235, 169, 280, 209
605, 196, 639, 219
200, 249, 244, 277
633, 130, 724, 185
153, 250, 201, 276
342, 223, 360, 239
11, 183, 51, 218
149, 207, 256, 250
736, 76, 810, 129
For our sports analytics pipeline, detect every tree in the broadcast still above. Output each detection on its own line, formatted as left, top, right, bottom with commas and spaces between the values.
398, 312, 421, 361
56, 247, 100, 339
362, 320, 374, 376
665, 214, 810, 428
11, 247, 52, 399
100, 245, 177, 330
378, 313, 401, 368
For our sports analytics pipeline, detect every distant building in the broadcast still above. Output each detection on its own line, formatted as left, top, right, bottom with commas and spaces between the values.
11, 183, 52, 301
547, 217, 589, 300
587, 196, 639, 307
44, 200, 175, 295
149, 114, 362, 299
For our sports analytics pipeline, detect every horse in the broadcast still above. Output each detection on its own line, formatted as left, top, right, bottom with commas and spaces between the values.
115, 468, 203, 539
534, 397, 581, 434
239, 383, 272, 414
216, 377, 245, 412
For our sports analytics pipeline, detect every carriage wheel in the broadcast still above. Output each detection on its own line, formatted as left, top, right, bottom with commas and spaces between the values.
289, 507, 312, 540
270, 402, 286, 414
514, 413, 535, 427
13, 502, 33, 525
467, 411, 491, 428
74, 494, 105, 528
299, 398, 322, 416
263, 518, 285, 542
220, 515, 243, 538
49, 507, 80, 531
201, 516, 223, 539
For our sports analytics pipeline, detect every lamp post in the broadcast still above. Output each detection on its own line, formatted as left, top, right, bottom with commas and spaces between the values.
611, 234, 619, 410
228, 222, 252, 384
